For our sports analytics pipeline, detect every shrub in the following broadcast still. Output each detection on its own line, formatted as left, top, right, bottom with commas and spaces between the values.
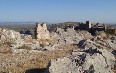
17, 45, 31, 50
3, 41, 13, 47
40, 44, 45, 48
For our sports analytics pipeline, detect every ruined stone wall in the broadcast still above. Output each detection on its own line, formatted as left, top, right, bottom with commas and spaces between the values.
36, 23, 50, 40
106, 28, 116, 35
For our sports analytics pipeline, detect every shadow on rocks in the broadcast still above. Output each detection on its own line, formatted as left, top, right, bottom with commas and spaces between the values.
84, 65, 95, 73
25, 61, 51, 73
25, 68, 47, 73
81, 48, 102, 56
78, 40, 86, 49
112, 50, 116, 56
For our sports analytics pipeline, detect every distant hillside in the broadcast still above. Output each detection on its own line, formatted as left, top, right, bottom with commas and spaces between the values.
0, 22, 81, 32
47, 22, 81, 32
109, 24, 116, 27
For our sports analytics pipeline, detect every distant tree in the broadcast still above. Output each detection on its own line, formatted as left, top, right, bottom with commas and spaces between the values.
25, 29, 32, 35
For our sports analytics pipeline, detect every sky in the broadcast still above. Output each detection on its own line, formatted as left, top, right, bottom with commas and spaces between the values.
0, 0, 116, 24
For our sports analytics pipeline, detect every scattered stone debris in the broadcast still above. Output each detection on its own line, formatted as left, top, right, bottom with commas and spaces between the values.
0, 22, 116, 73
48, 48, 115, 73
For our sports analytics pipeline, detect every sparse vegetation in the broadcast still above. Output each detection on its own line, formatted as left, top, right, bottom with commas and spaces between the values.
0, 43, 12, 53
17, 45, 31, 50
3, 41, 13, 47
40, 44, 45, 48
0, 22, 116, 73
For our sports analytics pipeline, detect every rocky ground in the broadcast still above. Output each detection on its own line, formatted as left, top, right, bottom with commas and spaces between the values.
0, 27, 116, 73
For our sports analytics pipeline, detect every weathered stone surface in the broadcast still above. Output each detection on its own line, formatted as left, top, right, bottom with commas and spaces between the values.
48, 38, 115, 73
0, 28, 21, 43
49, 48, 115, 73
55, 28, 92, 44
0, 26, 115, 73
36, 23, 50, 40
23, 35, 33, 42
49, 57, 79, 73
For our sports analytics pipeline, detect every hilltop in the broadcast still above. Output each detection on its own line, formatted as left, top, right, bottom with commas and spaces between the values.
0, 21, 116, 73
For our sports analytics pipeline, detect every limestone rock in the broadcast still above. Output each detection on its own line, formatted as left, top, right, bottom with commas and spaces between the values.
55, 28, 92, 44
36, 23, 50, 40
23, 35, 33, 42
48, 48, 115, 73
0, 25, 115, 73
49, 57, 79, 73
0, 28, 21, 43
48, 38, 115, 73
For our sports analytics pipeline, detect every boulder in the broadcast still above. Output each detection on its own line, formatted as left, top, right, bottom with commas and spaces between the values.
55, 28, 92, 44
0, 28, 21, 43
48, 48, 115, 73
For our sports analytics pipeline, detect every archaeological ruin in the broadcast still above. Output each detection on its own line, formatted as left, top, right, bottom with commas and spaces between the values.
35, 22, 50, 40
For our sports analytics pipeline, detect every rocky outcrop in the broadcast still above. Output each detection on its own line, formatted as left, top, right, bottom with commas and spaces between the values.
55, 28, 92, 44
48, 39, 115, 73
0, 26, 115, 73
36, 23, 50, 40
49, 48, 115, 73
0, 28, 21, 43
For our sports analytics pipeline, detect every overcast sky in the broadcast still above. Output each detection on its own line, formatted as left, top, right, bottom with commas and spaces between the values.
0, 0, 116, 24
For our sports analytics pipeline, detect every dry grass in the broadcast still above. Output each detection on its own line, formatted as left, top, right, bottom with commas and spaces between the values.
17, 45, 31, 50
24, 44, 76, 68
36, 44, 78, 68
0, 43, 12, 53
22, 49, 72, 69
38, 39, 56, 46
0, 44, 79, 73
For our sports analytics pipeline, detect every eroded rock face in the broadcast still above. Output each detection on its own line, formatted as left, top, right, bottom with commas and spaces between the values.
49, 48, 115, 73
55, 28, 93, 44
36, 23, 50, 40
0, 28, 21, 43
48, 39, 115, 73
0, 26, 115, 73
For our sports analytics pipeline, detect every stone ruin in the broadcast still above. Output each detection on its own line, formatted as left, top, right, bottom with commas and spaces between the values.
0, 22, 116, 73
35, 22, 50, 40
